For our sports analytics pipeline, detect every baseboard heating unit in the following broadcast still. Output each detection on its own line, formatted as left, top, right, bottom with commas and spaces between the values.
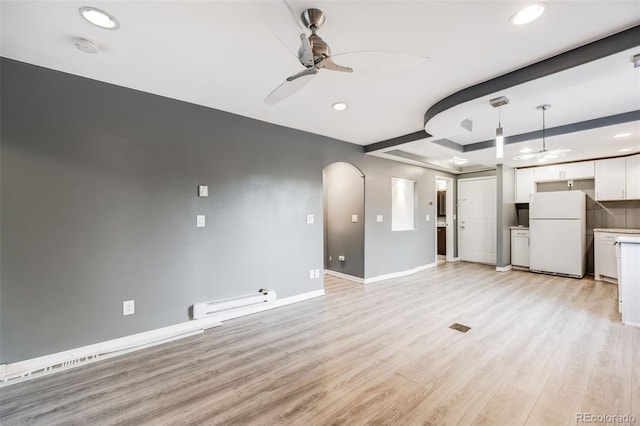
192, 289, 276, 319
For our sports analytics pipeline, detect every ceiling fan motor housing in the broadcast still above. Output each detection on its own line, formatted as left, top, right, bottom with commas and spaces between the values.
309, 34, 331, 60
302, 8, 326, 30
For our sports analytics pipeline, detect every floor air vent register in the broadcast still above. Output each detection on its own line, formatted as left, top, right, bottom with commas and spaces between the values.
449, 323, 471, 333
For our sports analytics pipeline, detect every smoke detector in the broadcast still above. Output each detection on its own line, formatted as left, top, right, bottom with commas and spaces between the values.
73, 37, 98, 54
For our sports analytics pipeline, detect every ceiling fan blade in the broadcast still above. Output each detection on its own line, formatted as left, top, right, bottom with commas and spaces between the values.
259, 0, 307, 62
298, 33, 313, 68
330, 51, 428, 73
316, 57, 353, 73
282, 0, 306, 32
265, 68, 318, 105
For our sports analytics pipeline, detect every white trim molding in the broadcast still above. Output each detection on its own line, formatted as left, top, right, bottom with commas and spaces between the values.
364, 262, 437, 284
623, 321, 640, 329
496, 265, 513, 272
1, 289, 324, 386
324, 270, 365, 284
326, 264, 437, 285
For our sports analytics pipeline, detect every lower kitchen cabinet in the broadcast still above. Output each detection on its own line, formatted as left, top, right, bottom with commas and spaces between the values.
594, 231, 622, 282
511, 228, 530, 268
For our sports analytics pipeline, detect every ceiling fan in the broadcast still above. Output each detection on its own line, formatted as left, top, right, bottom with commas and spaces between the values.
264, 3, 428, 105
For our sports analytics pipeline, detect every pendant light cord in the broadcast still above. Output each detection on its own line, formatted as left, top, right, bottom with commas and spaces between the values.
542, 106, 546, 152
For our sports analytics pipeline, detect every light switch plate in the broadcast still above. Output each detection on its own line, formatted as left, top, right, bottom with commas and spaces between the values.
338, 255, 345, 262
314, 269, 320, 278
309, 269, 314, 279
306, 214, 314, 224
198, 185, 208, 197
376, 215, 383, 222
196, 215, 206, 228
351, 214, 358, 223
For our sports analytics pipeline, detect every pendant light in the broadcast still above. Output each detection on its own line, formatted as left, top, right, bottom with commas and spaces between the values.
490, 96, 509, 159
513, 104, 571, 162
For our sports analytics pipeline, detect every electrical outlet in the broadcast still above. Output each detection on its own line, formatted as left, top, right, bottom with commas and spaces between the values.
376, 215, 383, 222
568, 180, 574, 188
351, 214, 358, 223
196, 215, 206, 228
314, 269, 320, 278
338, 256, 345, 262
306, 214, 314, 224
426, 214, 430, 221
198, 185, 208, 197
123, 300, 135, 316
309, 269, 314, 279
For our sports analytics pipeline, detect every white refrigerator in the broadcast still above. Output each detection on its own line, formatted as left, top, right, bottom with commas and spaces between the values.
529, 190, 586, 278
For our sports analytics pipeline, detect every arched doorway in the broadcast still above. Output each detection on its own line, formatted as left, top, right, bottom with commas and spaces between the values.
323, 162, 365, 281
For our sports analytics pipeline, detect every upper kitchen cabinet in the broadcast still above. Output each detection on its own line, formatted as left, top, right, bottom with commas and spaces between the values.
533, 164, 563, 182
515, 168, 535, 203
534, 161, 594, 182
563, 161, 595, 179
595, 157, 626, 200
626, 154, 640, 200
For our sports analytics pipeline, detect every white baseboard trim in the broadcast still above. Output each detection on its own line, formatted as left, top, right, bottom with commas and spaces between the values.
496, 265, 513, 272
324, 270, 364, 284
623, 321, 640, 329
448, 257, 461, 262
0, 289, 324, 386
363, 262, 437, 284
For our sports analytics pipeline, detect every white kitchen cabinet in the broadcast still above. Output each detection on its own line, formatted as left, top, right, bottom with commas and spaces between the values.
511, 228, 530, 268
564, 161, 594, 179
595, 157, 626, 201
534, 161, 594, 182
626, 154, 640, 200
515, 168, 535, 203
594, 232, 622, 281
534, 165, 563, 182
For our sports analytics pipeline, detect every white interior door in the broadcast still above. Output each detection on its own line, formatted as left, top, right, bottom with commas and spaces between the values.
458, 177, 496, 264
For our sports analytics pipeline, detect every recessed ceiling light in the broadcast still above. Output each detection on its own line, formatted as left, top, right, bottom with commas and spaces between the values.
450, 156, 468, 165
332, 102, 348, 111
619, 148, 632, 152
510, 3, 546, 25
519, 147, 532, 153
79, 6, 119, 30
614, 133, 632, 138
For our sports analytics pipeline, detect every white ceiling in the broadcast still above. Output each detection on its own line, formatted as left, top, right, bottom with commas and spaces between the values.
1, 1, 639, 171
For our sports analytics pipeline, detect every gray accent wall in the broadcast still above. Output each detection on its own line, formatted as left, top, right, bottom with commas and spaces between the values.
1, 58, 455, 362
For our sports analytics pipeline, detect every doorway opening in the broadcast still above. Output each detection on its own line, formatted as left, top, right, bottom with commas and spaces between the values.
435, 176, 455, 265
323, 162, 365, 284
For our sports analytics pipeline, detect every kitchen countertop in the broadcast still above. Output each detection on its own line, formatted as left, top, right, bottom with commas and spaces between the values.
593, 228, 640, 234
510, 226, 529, 230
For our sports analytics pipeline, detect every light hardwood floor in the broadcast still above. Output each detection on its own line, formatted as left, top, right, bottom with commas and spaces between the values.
1, 262, 639, 425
